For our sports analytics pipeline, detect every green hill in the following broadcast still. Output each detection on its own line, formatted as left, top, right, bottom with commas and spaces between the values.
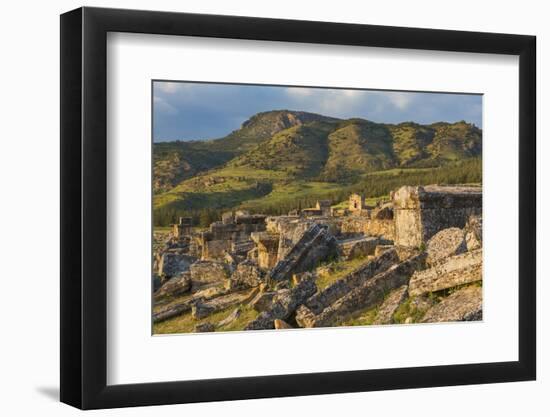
153, 110, 337, 192
153, 110, 482, 226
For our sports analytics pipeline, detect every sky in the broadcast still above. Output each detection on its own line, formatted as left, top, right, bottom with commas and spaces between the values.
153, 81, 482, 142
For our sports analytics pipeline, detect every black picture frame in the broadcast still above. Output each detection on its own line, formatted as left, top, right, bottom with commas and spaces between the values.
60, 6, 536, 410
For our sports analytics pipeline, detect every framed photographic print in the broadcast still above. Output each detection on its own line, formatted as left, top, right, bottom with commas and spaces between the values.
60, 6, 536, 409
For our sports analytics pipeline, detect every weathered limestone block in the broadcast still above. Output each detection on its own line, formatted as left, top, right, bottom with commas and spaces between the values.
373, 285, 408, 324
307, 253, 426, 327
202, 239, 232, 261
227, 260, 264, 289
269, 224, 338, 281
465, 214, 483, 251
422, 285, 482, 323
295, 305, 318, 328
158, 253, 196, 278
217, 307, 241, 328
194, 322, 215, 332
274, 319, 293, 329
393, 185, 482, 248
192, 288, 259, 319
426, 227, 467, 266
154, 273, 191, 300
251, 232, 280, 270
189, 260, 231, 288
245, 277, 317, 330
306, 248, 399, 314
408, 249, 482, 296
338, 236, 380, 260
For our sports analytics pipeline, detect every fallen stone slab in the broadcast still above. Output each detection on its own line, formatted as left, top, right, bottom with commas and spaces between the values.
245, 277, 317, 330
269, 224, 338, 281
190, 260, 231, 290
154, 273, 191, 300
153, 302, 193, 323
426, 227, 467, 266
192, 287, 259, 319
422, 285, 482, 323
408, 249, 482, 297
305, 248, 399, 315
249, 291, 277, 312
306, 253, 426, 327
153, 285, 229, 323
373, 285, 408, 325
194, 322, 215, 332
158, 253, 196, 278
217, 307, 242, 328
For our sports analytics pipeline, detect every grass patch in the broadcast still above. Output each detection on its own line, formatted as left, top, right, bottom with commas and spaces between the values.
315, 256, 372, 290
340, 305, 379, 327
392, 297, 429, 324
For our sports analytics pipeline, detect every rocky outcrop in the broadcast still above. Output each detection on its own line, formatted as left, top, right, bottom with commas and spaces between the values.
302, 253, 426, 327
338, 236, 380, 260
422, 285, 482, 322
269, 224, 338, 282
408, 249, 482, 296
373, 285, 408, 325
393, 185, 482, 248
305, 248, 399, 314
154, 273, 191, 300
158, 252, 196, 278
426, 227, 467, 266
245, 277, 317, 330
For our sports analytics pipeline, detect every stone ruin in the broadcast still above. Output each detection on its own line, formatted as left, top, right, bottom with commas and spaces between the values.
153, 184, 483, 333
349, 193, 365, 212
198, 211, 267, 261
392, 185, 482, 248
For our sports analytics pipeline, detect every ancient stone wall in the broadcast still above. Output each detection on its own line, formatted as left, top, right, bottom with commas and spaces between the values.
392, 185, 482, 248
341, 216, 395, 241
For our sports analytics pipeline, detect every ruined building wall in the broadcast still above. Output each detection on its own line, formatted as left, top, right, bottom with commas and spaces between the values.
392, 185, 482, 248
341, 217, 395, 241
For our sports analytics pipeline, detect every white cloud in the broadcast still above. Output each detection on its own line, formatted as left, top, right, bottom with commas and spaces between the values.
155, 82, 184, 94
386, 92, 413, 110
